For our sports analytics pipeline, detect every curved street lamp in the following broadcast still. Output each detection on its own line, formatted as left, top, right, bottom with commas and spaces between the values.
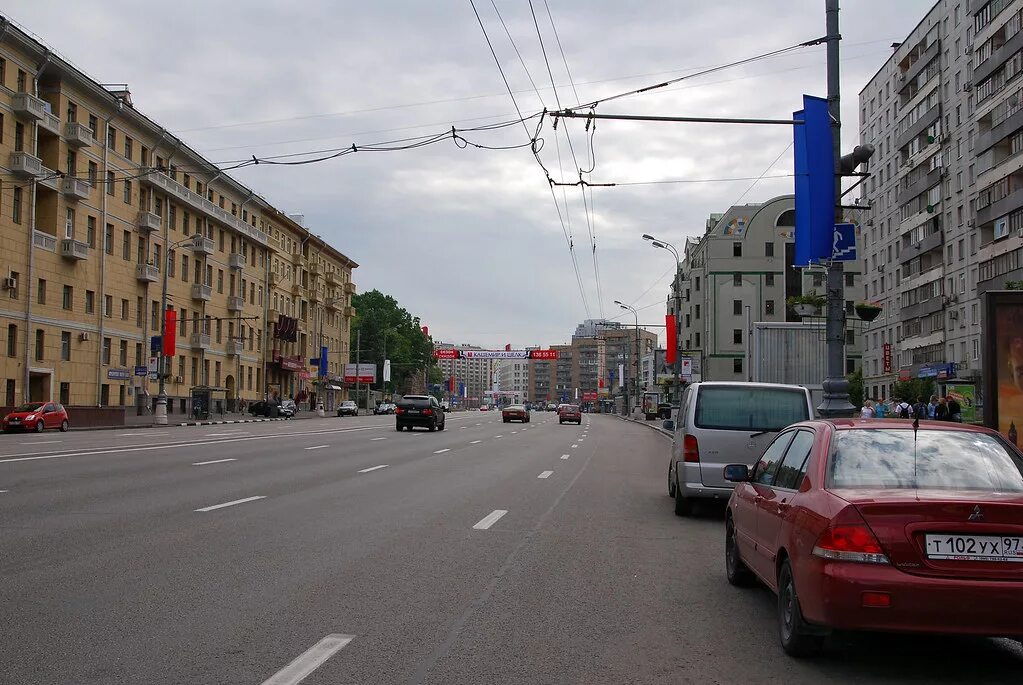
642, 234, 683, 405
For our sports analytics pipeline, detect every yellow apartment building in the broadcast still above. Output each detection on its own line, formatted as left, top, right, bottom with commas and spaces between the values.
0, 17, 356, 422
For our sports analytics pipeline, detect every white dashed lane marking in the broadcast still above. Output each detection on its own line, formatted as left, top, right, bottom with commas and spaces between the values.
260, 633, 355, 685
195, 495, 266, 513
538, 471, 553, 479
434, 448, 451, 454
192, 458, 236, 466
472, 509, 508, 530
561, 454, 570, 460
357, 464, 389, 473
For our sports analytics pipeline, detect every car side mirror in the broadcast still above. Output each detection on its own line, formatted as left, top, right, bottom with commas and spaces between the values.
662, 419, 674, 432
723, 464, 750, 482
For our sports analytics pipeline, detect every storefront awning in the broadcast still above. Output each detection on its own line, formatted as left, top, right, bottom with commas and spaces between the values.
326, 384, 343, 391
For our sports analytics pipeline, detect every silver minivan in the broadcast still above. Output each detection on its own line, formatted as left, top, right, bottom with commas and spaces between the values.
664, 381, 814, 516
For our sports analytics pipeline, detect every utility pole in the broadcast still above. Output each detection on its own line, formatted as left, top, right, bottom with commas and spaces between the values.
819, 0, 855, 418
355, 328, 361, 411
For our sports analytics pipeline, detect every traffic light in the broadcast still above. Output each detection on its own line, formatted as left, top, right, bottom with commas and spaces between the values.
839, 144, 875, 176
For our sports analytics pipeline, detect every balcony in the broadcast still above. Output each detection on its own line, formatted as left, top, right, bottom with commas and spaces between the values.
343, 281, 356, 295
898, 230, 944, 264
226, 340, 244, 356
135, 263, 159, 283
292, 250, 306, 268
898, 39, 940, 94
191, 284, 212, 301
325, 297, 340, 311
189, 333, 211, 350
38, 168, 59, 191
190, 235, 215, 256
976, 29, 1023, 86
291, 282, 302, 296
64, 122, 94, 147
977, 185, 1023, 227
897, 166, 943, 204
895, 104, 941, 151
137, 211, 162, 234
140, 169, 268, 246
228, 252, 245, 270
61, 177, 90, 201
9, 151, 43, 178
12, 92, 49, 121
308, 262, 321, 278
60, 238, 89, 261
268, 308, 281, 322
900, 296, 945, 322
269, 271, 281, 288
343, 306, 356, 318
227, 295, 245, 312
326, 271, 340, 287
309, 290, 322, 303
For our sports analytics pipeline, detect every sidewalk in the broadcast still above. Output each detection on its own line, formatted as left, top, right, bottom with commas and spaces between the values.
614, 411, 673, 438
79, 409, 328, 431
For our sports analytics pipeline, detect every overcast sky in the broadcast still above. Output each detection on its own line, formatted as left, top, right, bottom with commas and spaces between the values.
8, 0, 933, 348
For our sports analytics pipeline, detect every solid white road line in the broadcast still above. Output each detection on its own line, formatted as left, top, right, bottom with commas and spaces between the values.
472, 509, 508, 530
194, 495, 265, 512
370, 437, 387, 441
192, 458, 237, 466
207, 431, 245, 437
561, 454, 570, 459
511, 431, 518, 434
0, 489, 7, 493
434, 448, 450, 454
470, 440, 481, 444
19, 440, 61, 445
261, 633, 355, 685
538, 470, 553, 479
495, 435, 503, 439
304, 445, 330, 450
357, 464, 388, 473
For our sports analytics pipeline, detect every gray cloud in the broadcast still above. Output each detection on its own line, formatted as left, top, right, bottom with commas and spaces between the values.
7, 0, 932, 347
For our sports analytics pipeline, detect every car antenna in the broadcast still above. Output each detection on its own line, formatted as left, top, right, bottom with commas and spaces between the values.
912, 415, 919, 492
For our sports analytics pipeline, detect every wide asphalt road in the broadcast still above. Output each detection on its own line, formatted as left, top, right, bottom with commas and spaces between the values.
1, 411, 1020, 684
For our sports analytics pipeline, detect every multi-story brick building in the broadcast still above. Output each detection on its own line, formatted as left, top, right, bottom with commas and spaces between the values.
0, 17, 356, 419
433, 342, 494, 407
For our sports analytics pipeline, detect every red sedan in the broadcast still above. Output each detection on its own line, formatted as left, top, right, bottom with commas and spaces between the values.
558, 404, 581, 424
2, 401, 70, 433
723, 419, 1023, 656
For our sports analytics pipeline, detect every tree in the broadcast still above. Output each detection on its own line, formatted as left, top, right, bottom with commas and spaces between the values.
846, 368, 863, 409
349, 289, 435, 394
893, 378, 935, 404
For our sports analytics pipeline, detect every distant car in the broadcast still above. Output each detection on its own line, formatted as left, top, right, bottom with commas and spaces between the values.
558, 404, 582, 424
502, 404, 530, 423
546, 402, 558, 412
278, 400, 298, 418
395, 395, 446, 431
373, 403, 394, 415
724, 419, 1023, 657
337, 400, 359, 417
479, 405, 489, 412
2, 401, 70, 433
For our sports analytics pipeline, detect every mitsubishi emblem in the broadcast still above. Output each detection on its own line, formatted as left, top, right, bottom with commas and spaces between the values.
968, 505, 984, 522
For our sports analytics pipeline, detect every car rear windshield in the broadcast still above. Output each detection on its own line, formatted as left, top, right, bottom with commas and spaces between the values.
397, 397, 431, 408
562, 405, 579, 411
694, 387, 809, 432
828, 429, 1023, 492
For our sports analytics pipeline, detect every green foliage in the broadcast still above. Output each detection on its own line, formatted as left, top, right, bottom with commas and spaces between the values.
350, 289, 435, 393
1005, 280, 1023, 290
847, 368, 863, 409
892, 378, 935, 404
786, 290, 826, 309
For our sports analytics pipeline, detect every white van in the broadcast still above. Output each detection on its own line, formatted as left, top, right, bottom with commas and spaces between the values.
664, 381, 815, 516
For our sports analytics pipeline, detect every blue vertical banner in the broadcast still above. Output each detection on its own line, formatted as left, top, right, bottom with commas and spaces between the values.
793, 94, 835, 267
319, 345, 328, 378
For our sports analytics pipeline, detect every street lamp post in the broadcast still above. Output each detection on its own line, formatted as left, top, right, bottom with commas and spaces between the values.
154, 234, 203, 426
614, 300, 640, 416
642, 234, 683, 406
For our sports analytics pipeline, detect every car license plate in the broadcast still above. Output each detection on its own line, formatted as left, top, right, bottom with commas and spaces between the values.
406, 410, 420, 415
924, 534, 1023, 562
9, 419, 20, 424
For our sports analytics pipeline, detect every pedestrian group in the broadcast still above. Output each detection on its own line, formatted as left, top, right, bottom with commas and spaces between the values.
859, 394, 963, 421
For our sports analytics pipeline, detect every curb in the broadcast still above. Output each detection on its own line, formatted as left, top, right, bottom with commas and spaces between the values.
177, 417, 293, 427
613, 413, 673, 439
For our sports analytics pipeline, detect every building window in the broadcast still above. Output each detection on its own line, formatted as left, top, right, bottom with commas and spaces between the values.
105, 224, 114, 255
137, 297, 144, 328
733, 358, 743, 374
121, 298, 129, 320
87, 216, 96, 248
812, 273, 824, 288
123, 179, 132, 205
695, 276, 700, 291
6, 324, 16, 357
122, 231, 131, 261
124, 136, 133, 160
733, 329, 742, 345
106, 171, 115, 196
118, 340, 128, 366
59, 382, 70, 405
765, 273, 775, 287
733, 273, 742, 287
61, 331, 71, 361
695, 304, 701, 319
844, 272, 854, 287
733, 299, 742, 316
12, 187, 22, 224
37, 279, 46, 305
65, 286, 76, 311
102, 337, 111, 365
765, 242, 774, 257
732, 242, 742, 257
106, 125, 116, 150
34, 329, 44, 361
766, 300, 775, 316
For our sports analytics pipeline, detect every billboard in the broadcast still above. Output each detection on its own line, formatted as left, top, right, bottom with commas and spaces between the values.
433, 349, 461, 359
945, 384, 976, 423
983, 291, 1023, 443
343, 363, 376, 384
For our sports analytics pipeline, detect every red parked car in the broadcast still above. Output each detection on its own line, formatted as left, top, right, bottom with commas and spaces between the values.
558, 404, 582, 424
723, 419, 1023, 656
2, 401, 70, 433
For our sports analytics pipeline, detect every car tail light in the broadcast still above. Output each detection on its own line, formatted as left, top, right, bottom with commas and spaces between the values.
861, 592, 891, 608
423, 409, 433, 416
683, 434, 699, 463
813, 521, 890, 565
395, 407, 404, 415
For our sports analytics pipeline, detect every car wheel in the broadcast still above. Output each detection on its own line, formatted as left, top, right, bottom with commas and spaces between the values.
777, 559, 825, 657
438, 419, 445, 431
396, 424, 403, 432
673, 469, 693, 516
35, 420, 45, 433
725, 517, 756, 587
60, 419, 70, 432
428, 420, 436, 432
559, 419, 564, 424
668, 464, 676, 497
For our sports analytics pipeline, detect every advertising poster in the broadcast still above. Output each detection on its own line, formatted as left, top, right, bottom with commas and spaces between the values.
944, 384, 976, 423
983, 292, 1023, 444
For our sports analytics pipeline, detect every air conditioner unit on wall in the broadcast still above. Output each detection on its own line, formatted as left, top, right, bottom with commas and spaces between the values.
174, 375, 184, 383
1, 277, 15, 290
963, 82, 973, 92
78, 332, 90, 341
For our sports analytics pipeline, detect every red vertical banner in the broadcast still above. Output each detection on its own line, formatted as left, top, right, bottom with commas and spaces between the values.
449, 376, 455, 393
422, 326, 429, 337
505, 343, 511, 351
665, 314, 677, 365
164, 308, 177, 357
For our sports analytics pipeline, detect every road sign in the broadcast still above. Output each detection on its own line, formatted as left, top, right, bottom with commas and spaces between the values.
134, 366, 148, 377
832, 223, 857, 261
